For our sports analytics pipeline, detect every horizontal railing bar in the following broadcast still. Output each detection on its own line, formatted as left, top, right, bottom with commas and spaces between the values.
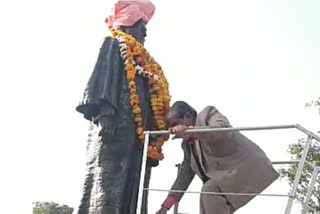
272, 160, 316, 169
296, 124, 320, 143
144, 188, 291, 197
272, 161, 300, 165
272, 161, 320, 185
144, 125, 298, 135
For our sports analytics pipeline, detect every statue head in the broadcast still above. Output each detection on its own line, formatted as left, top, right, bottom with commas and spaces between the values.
119, 19, 147, 44
106, 0, 155, 44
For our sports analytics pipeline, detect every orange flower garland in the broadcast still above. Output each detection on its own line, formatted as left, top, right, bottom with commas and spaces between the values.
109, 27, 170, 160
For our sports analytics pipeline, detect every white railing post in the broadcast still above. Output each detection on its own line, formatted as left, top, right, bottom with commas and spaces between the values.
302, 167, 320, 214
136, 131, 150, 214
285, 135, 313, 214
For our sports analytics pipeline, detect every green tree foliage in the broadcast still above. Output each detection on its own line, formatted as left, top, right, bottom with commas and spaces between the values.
279, 139, 320, 212
306, 97, 320, 114
32, 201, 74, 214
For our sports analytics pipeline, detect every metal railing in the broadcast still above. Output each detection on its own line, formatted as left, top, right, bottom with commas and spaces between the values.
136, 124, 320, 214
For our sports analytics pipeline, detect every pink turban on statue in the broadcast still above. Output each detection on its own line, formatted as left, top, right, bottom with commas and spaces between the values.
105, 0, 155, 27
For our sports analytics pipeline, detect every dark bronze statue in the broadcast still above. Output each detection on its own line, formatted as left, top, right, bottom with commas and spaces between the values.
76, 1, 158, 213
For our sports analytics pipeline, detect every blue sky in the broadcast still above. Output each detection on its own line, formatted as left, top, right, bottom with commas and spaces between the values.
0, 0, 319, 213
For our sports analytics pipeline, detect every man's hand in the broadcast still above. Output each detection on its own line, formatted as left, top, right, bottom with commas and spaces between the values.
155, 206, 168, 214
169, 125, 188, 140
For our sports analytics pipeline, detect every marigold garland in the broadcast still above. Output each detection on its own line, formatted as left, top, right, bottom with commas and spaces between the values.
109, 27, 170, 160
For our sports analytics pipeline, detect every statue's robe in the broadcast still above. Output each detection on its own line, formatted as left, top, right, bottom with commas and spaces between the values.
76, 37, 157, 214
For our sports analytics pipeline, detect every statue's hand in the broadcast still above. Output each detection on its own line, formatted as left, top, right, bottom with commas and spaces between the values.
155, 206, 168, 214
98, 116, 116, 136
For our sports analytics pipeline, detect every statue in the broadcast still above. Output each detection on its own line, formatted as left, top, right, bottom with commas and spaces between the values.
75, 1, 170, 213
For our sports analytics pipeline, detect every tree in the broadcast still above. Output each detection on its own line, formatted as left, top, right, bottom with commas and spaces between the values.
280, 98, 320, 213
305, 97, 320, 114
32, 201, 74, 214
279, 139, 320, 213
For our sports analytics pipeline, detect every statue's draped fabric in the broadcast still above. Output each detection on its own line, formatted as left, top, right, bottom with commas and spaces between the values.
76, 37, 156, 214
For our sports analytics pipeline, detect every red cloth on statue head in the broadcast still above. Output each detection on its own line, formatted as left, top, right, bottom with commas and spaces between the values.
105, 0, 155, 27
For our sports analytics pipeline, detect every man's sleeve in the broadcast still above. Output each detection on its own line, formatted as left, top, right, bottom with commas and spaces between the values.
162, 141, 195, 209
204, 106, 232, 141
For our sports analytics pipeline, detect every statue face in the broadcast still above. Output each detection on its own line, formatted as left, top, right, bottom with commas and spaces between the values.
120, 19, 147, 44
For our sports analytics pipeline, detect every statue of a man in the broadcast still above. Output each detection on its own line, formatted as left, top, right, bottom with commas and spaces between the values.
76, 1, 170, 213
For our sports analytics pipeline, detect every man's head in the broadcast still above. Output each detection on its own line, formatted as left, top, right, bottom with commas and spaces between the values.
166, 101, 197, 128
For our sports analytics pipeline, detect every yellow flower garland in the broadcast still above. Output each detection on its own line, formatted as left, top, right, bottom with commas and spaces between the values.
109, 27, 170, 160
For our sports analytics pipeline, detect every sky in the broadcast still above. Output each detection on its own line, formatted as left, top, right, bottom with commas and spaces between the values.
0, 0, 319, 214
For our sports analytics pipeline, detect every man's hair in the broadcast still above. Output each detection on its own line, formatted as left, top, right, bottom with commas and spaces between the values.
166, 101, 197, 120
